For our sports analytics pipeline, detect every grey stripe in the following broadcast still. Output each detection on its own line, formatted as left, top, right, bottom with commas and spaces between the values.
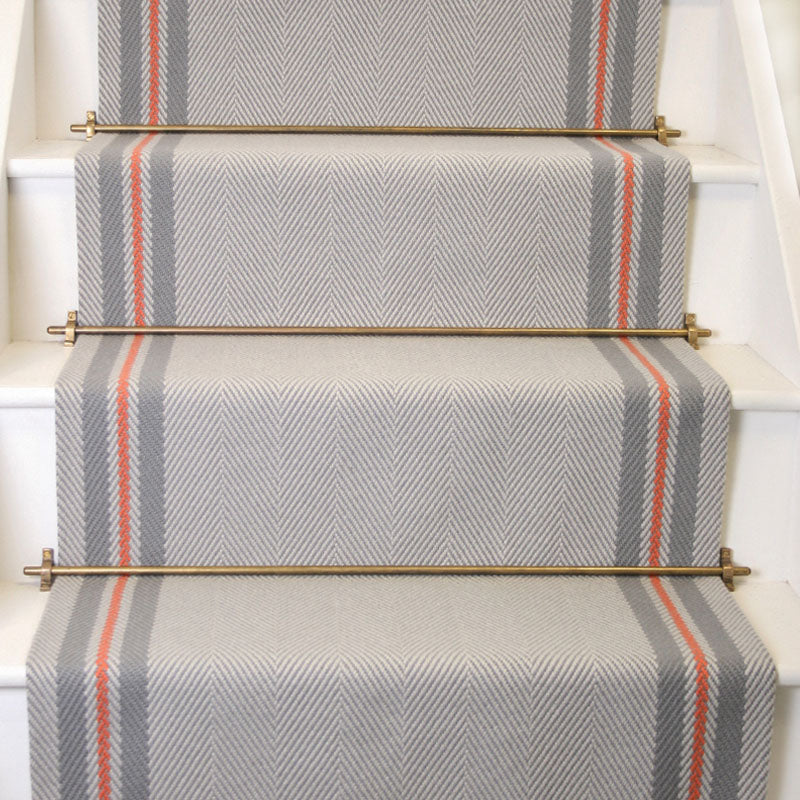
593, 339, 649, 564
83, 336, 125, 564
100, 134, 133, 324
165, 0, 189, 124
618, 578, 682, 800
565, 0, 592, 128
56, 578, 107, 800
609, 0, 640, 129
138, 338, 174, 565
120, 578, 163, 800
577, 139, 617, 326
623, 140, 666, 327
119, 1, 142, 123
149, 136, 181, 322
672, 580, 747, 800
641, 340, 703, 565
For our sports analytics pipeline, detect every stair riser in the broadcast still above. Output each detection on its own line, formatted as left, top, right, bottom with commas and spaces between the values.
9, 178, 758, 341
73, 134, 689, 329
54, 336, 728, 569
1, 406, 795, 584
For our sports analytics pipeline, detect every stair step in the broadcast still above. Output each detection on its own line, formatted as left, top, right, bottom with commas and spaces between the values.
2, 341, 795, 585
6, 142, 762, 344
8, 141, 761, 185
26, 572, 773, 798
7, 577, 800, 692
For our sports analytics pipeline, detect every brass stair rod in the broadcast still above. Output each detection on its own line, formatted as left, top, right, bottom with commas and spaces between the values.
72, 111, 680, 145
49, 313, 711, 349
25, 548, 748, 592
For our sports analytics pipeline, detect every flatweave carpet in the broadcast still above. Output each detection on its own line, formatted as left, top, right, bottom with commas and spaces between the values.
55, 335, 729, 569
26, 1, 778, 797
75, 134, 690, 328
28, 574, 774, 800
97, 0, 663, 129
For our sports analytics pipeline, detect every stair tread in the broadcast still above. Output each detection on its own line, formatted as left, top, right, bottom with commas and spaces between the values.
8, 140, 760, 185
3, 340, 797, 411
5, 577, 798, 688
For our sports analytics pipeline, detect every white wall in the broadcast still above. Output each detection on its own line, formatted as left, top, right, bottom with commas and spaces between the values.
761, 0, 800, 184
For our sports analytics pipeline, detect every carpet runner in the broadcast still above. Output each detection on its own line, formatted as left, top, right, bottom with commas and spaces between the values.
97, 0, 662, 128
28, 575, 774, 800
26, 0, 777, 798
56, 335, 728, 569
75, 133, 689, 328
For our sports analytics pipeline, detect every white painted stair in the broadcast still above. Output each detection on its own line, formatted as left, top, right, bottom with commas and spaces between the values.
2, 0, 800, 798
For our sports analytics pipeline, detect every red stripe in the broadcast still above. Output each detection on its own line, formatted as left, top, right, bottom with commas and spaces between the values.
148, 0, 160, 124
594, 0, 612, 128
622, 340, 709, 798
116, 336, 144, 566
130, 134, 157, 326
597, 138, 635, 327
95, 576, 129, 800
621, 338, 670, 565
650, 576, 710, 800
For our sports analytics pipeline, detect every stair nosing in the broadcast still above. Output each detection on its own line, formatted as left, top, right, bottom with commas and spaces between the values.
2, 578, 799, 689
7, 141, 761, 185
2, 342, 796, 411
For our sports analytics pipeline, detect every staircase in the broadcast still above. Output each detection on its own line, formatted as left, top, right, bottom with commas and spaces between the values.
2, 1, 800, 798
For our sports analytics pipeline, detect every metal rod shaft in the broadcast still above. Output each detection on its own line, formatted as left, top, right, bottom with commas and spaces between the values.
25, 564, 749, 578
48, 324, 712, 338
25, 549, 747, 590
71, 123, 681, 138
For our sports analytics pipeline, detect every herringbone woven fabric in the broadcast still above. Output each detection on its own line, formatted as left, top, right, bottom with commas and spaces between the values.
27, 574, 775, 800
56, 335, 728, 568
75, 133, 690, 328
97, 0, 662, 128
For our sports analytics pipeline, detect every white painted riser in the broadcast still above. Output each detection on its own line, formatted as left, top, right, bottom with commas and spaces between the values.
6, 172, 763, 345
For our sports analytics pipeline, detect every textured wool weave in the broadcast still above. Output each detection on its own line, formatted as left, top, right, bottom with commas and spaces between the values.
55, 335, 728, 568
97, 0, 662, 129
75, 133, 690, 328
28, 574, 774, 800
29, 0, 778, 796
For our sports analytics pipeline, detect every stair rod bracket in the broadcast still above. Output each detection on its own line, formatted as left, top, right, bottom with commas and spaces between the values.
71, 110, 681, 143
63, 310, 77, 348
47, 312, 712, 348
24, 548, 750, 592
